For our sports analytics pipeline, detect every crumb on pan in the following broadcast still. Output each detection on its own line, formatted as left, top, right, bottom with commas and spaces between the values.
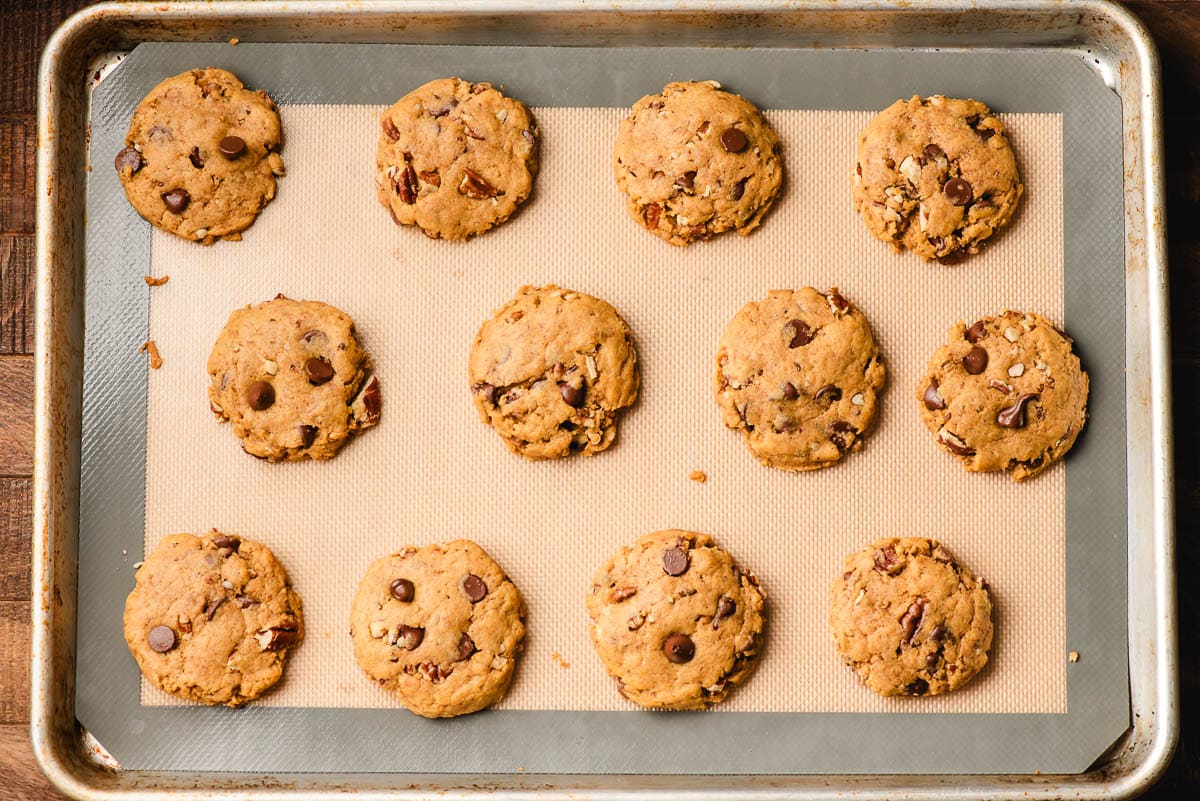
139, 340, 163, 369
1068, 650, 1080, 663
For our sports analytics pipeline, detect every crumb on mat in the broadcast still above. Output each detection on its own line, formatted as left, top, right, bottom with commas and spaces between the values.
144, 275, 169, 286
139, 340, 163, 369
689, 470, 707, 483
551, 651, 570, 669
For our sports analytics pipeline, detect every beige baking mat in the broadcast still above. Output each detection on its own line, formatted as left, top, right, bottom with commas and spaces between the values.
142, 105, 1065, 714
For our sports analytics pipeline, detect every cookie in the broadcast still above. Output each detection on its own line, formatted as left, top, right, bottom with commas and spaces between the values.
115, 68, 285, 245
375, 77, 539, 240
715, 288, 886, 471
829, 537, 993, 697
349, 540, 526, 718
917, 310, 1089, 481
469, 285, 639, 460
207, 296, 381, 461
852, 95, 1022, 261
613, 80, 783, 246
123, 531, 303, 706
586, 530, 765, 710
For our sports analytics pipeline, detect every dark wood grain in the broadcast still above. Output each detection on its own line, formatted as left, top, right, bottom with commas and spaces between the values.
0, 601, 30, 726
0, 236, 35, 354
0, 117, 35, 234
0, 357, 34, 476
0, 724, 62, 801
0, 479, 31, 601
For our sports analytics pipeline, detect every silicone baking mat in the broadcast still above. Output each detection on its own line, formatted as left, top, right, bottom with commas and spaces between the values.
77, 43, 1128, 775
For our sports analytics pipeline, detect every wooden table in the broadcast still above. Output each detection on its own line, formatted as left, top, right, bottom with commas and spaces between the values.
1, 2, 1196, 798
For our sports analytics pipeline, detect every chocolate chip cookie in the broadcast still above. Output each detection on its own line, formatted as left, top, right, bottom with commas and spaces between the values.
829, 537, 993, 697
917, 311, 1089, 481
614, 80, 783, 246
349, 540, 526, 718
115, 68, 285, 245
376, 77, 539, 240
853, 95, 1022, 261
469, 285, 640, 460
586, 530, 766, 710
123, 531, 303, 706
715, 288, 886, 471
207, 296, 381, 461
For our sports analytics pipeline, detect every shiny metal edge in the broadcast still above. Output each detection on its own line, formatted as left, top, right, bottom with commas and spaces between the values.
31, 1, 1175, 799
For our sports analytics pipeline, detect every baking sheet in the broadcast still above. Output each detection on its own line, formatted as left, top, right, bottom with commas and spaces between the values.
77, 43, 1128, 775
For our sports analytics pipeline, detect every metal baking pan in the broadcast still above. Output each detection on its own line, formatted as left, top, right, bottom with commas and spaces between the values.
33, 1, 1175, 798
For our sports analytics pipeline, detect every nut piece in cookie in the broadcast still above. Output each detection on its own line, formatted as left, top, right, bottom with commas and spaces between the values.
375, 77, 539, 240
122, 531, 303, 706
715, 287, 886, 471
468, 285, 640, 460
207, 296, 381, 462
852, 95, 1023, 261
614, 80, 783, 246
829, 537, 993, 697
916, 310, 1088, 481
586, 530, 766, 710
349, 540, 526, 718
116, 68, 285, 245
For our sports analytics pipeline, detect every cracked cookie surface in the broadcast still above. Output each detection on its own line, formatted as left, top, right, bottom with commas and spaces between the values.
715, 288, 886, 472
376, 77, 538, 240
586, 530, 766, 710
116, 68, 285, 245
852, 95, 1022, 261
349, 540, 526, 718
123, 531, 303, 706
829, 537, 993, 697
469, 285, 639, 460
207, 296, 381, 462
917, 310, 1089, 481
614, 80, 783, 246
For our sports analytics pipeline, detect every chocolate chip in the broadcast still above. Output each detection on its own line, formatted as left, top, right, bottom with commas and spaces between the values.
730, 177, 748, 200
662, 547, 689, 577
389, 578, 414, 602
210, 534, 238, 552
943, 177, 973, 206
815, 385, 842, 406
715, 596, 736, 626
663, 633, 695, 664
781, 381, 799, 401
457, 632, 476, 661
922, 383, 946, 411
204, 597, 225, 620
899, 597, 928, 644
997, 393, 1039, 429
298, 424, 318, 447
965, 114, 981, 127
873, 546, 900, 573
188, 146, 204, 169
979, 127, 996, 141
937, 249, 969, 266
924, 143, 945, 160
114, 147, 143, 176
148, 625, 176, 653
246, 380, 275, 410
644, 203, 662, 229
826, 421, 856, 451
965, 320, 987, 343
926, 653, 940, 668
381, 117, 400, 141
906, 678, 930, 696
720, 127, 747, 153
395, 625, 424, 650
929, 624, 946, 642
962, 346, 988, 375
161, 189, 190, 213
218, 135, 246, 159
559, 382, 585, 408
305, 357, 334, 385
675, 171, 696, 191
784, 320, 812, 348
884, 157, 896, 169
473, 382, 497, 404
463, 574, 488, 603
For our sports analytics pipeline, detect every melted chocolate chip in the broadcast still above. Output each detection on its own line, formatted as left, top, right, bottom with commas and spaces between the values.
305, 357, 334, 385
997, 393, 1039, 429
396, 625, 424, 650
826, 421, 857, 451
815, 385, 842, 406
965, 320, 988, 343
962, 346, 988, 375
663, 633, 695, 664
457, 632, 476, 661
943, 177, 974, 206
188, 146, 204, 169
389, 578, 414, 602
473, 382, 497, 404
675, 171, 696, 191
462, 574, 488, 603
663, 547, 690, 577
298, 425, 318, 447
211, 534, 239, 552
148, 625, 176, 653
730, 177, 748, 200
559, 382, 585, 408
720, 127, 748, 153
784, 320, 812, 348
161, 189, 190, 213
246, 381, 275, 411
923, 383, 947, 411
114, 147, 143, 176
781, 381, 799, 401
906, 678, 930, 696
715, 596, 736, 624
924, 143, 945, 160
218, 135, 247, 159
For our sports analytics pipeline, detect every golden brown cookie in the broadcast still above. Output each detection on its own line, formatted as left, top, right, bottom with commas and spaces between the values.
468, 285, 640, 460
715, 288, 886, 471
207, 296, 381, 462
829, 537, 993, 697
586, 530, 766, 710
852, 95, 1022, 261
349, 540, 526, 718
614, 80, 783, 246
115, 68, 285, 244
375, 77, 539, 240
917, 310, 1089, 481
123, 531, 303, 707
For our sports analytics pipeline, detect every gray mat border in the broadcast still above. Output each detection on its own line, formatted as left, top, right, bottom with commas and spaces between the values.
78, 43, 1128, 776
